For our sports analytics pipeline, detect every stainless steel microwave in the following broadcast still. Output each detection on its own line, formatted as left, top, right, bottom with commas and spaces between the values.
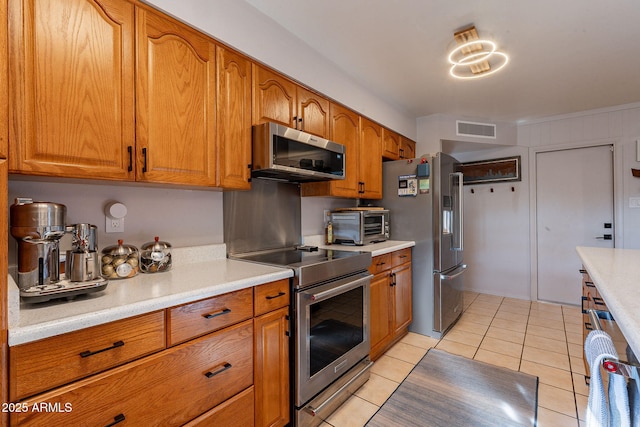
331, 209, 390, 245
251, 122, 345, 182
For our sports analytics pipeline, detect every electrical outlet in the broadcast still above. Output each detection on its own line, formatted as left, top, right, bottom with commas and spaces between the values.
106, 216, 125, 233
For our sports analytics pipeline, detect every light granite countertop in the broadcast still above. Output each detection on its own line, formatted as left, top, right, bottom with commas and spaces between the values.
576, 246, 640, 358
8, 244, 292, 346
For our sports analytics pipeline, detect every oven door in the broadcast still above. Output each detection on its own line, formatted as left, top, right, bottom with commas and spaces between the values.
295, 272, 371, 407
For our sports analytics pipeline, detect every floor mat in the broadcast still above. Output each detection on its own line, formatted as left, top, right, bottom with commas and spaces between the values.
367, 348, 538, 427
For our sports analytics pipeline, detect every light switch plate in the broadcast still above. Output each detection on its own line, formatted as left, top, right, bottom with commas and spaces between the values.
629, 197, 640, 208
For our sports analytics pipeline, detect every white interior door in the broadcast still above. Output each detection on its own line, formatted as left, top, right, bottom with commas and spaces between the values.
536, 145, 614, 305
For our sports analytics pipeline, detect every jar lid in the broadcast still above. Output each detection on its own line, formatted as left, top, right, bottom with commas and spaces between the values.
141, 236, 171, 252
102, 239, 138, 255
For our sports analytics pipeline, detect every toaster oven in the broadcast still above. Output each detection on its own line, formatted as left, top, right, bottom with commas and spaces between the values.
330, 209, 389, 245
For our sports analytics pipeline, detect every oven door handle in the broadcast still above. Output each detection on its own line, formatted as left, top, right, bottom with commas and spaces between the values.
307, 274, 372, 302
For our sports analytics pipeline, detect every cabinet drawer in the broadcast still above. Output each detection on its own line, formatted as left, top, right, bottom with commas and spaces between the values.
254, 279, 290, 316
369, 254, 391, 275
10, 311, 165, 400
167, 288, 253, 346
12, 320, 254, 426
184, 386, 254, 426
391, 248, 411, 267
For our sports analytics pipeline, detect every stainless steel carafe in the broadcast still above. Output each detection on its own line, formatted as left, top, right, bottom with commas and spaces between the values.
66, 223, 100, 282
10, 198, 67, 290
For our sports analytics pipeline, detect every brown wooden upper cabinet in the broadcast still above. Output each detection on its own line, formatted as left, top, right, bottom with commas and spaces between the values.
8, 0, 136, 180
382, 128, 401, 160
400, 137, 416, 159
358, 117, 383, 199
382, 128, 416, 160
136, 6, 217, 186
302, 104, 384, 199
216, 47, 252, 190
252, 65, 329, 138
8, 0, 254, 189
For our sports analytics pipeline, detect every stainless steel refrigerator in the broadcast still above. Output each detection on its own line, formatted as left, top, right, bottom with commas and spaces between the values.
378, 153, 466, 338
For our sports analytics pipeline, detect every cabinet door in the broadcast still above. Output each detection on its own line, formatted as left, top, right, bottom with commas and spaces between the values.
136, 6, 216, 186
254, 306, 290, 427
217, 46, 252, 189
252, 65, 297, 128
328, 103, 360, 197
0, 2, 7, 159
10, 311, 166, 400
297, 86, 329, 138
359, 117, 383, 199
400, 137, 416, 159
12, 321, 254, 427
0, 160, 7, 427
369, 271, 392, 361
8, 0, 135, 180
392, 263, 413, 335
382, 128, 401, 160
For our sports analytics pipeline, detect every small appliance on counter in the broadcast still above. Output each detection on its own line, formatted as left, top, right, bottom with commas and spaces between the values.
9, 198, 108, 303
330, 207, 389, 245
101, 240, 139, 279
140, 236, 172, 273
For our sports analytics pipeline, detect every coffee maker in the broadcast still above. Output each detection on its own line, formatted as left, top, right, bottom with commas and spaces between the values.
10, 198, 108, 302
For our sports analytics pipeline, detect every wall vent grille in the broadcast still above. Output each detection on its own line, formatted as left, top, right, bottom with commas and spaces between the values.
456, 120, 496, 139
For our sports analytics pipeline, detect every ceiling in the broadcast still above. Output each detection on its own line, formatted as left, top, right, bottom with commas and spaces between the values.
244, 0, 640, 123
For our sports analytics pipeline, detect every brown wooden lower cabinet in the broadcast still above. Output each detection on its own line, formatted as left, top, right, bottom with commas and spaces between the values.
12, 321, 253, 426
9, 279, 291, 426
369, 248, 413, 361
254, 306, 290, 427
183, 386, 255, 427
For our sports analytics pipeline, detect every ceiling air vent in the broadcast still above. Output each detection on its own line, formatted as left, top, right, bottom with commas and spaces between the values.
456, 120, 496, 139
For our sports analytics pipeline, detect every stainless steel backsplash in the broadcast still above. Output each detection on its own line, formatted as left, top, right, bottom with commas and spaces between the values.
223, 179, 302, 255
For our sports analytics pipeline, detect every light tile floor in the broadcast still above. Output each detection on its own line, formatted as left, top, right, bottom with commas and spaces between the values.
322, 291, 588, 427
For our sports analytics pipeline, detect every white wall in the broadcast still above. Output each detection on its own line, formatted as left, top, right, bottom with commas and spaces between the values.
455, 146, 531, 299
421, 102, 640, 300
7, 179, 224, 264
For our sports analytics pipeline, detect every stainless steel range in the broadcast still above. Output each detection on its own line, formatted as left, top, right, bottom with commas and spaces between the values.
224, 180, 373, 427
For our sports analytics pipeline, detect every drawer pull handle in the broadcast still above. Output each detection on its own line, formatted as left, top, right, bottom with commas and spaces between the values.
205, 362, 232, 378
127, 146, 133, 172
142, 147, 148, 173
80, 340, 125, 358
585, 281, 595, 288
104, 414, 125, 427
579, 269, 587, 274
203, 308, 231, 319
593, 297, 605, 306
585, 321, 593, 331
377, 262, 386, 266
266, 291, 286, 300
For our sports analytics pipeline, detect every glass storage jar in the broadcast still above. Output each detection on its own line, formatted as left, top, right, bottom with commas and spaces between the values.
101, 240, 139, 279
140, 236, 172, 273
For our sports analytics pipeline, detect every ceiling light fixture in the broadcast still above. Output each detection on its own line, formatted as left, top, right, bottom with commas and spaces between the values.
448, 26, 509, 80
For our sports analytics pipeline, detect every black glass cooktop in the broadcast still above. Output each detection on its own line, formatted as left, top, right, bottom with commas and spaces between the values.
237, 246, 361, 266
230, 246, 371, 288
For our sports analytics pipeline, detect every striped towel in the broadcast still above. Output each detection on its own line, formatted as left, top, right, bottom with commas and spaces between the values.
585, 330, 630, 427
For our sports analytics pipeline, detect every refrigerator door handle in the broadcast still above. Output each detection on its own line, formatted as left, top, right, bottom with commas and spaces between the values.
440, 264, 467, 280
452, 172, 464, 251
